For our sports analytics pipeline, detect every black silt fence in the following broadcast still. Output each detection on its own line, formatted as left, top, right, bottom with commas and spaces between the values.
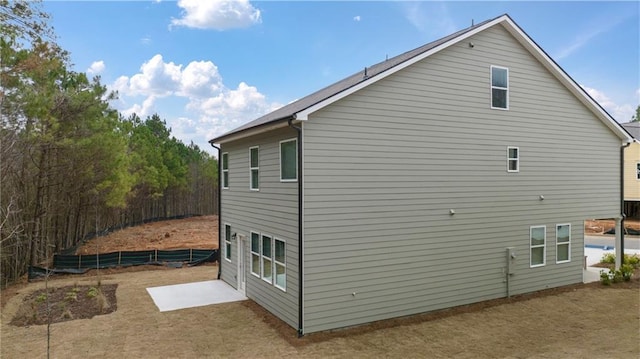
52, 249, 218, 269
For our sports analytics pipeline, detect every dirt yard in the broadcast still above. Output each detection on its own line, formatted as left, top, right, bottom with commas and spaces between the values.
1, 265, 639, 358
2, 216, 638, 357
585, 218, 640, 234
75, 215, 218, 254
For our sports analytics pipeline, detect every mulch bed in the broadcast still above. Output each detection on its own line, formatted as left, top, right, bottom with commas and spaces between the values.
10, 284, 117, 327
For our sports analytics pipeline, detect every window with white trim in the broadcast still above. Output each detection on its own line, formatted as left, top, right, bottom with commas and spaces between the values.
250, 146, 259, 190
556, 224, 571, 263
507, 147, 519, 172
221, 152, 229, 189
274, 239, 286, 291
250, 232, 260, 276
530, 226, 546, 267
224, 224, 231, 262
636, 162, 640, 180
491, 66, 509, 109
280, 139, 297, 181
261, 235, 273, 283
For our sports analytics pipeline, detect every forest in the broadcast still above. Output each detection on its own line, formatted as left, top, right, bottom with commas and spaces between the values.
0, 1, 218, 287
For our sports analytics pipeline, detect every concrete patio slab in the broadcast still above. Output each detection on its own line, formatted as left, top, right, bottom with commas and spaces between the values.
146, 280, 246, 312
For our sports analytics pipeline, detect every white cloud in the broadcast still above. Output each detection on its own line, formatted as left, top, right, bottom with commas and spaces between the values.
171, 0, 261, 30
110, 54, 281, 152
583, 86, 637, 123
87, 60, 105, 75
121, 95, 157, 118
401, 2, 455, 37
353, 15, 361, 22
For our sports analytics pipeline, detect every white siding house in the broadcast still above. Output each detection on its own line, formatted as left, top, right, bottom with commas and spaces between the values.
210, 14, 633, 334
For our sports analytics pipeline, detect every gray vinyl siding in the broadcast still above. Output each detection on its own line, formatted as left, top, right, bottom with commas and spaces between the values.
220, 127, 299, 329
301, 25, 622, 333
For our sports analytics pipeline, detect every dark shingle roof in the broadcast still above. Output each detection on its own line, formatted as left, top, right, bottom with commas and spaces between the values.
622, 122, 640, 139
210, 16, 500, 143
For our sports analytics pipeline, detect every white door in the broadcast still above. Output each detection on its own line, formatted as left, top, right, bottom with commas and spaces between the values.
237, 235, 246, 295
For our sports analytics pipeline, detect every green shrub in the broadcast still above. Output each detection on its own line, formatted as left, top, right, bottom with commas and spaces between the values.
621, 264, 634, 281
600, 264, 635, 285
626, 254, 640, 268
599, 253, 640, 268
601, 252, 616, 264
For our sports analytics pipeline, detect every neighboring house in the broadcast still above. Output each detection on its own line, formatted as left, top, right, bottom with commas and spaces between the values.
622, 122, 640, 219
209, 14, 632, 335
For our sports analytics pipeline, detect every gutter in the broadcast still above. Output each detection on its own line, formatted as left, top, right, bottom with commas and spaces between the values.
209, 142, 223, 280
620, 141, 632, 267
287, 118, 304, 337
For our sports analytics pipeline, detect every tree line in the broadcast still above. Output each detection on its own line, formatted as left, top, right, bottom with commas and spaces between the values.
1, 1, 218, 287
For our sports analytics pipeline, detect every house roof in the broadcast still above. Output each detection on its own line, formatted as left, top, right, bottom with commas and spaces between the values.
210, 14, 632, 144
622, 122, 639, 139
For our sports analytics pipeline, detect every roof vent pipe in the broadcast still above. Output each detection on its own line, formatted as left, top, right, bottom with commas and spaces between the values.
363, 67, 368, 79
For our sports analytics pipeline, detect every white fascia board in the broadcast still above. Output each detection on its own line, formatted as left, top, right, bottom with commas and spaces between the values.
294, 16, 509, 122
500, 17, 633, 143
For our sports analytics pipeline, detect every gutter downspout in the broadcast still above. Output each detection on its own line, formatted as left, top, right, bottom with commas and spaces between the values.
288, 118, 303, 337
210, 142, 223, 280
620, 141, 631, 268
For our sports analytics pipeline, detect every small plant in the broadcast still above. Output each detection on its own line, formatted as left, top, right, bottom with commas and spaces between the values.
599, 253, 640, 268
87, 286, 99, 298
611, 269, 624, 283
626, 254, 640, 268
621, 264, 634, 281
64, 291, 78, 302
600, 265, 635, 285
601, 252, 616, 264
35, 293, 48, 303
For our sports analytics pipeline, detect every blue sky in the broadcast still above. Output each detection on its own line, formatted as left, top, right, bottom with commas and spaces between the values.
44, 1, 639, 153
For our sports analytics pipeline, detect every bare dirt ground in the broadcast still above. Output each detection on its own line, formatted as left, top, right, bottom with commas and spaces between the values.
2, 265, 639, 359
585, 218, 640, 234
75, 215, 218, 254
2, 217, 639, 357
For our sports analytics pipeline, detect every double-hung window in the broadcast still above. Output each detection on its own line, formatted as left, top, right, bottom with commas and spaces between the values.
507, 147, 519, 172
530, 226, 546, 267
280, 139, 297, 181
261, 235, 273, 283
221, 152, 229, 189
224, 224, 232, 262
491, 66, 509, 109
250, 232, 260, 276
636, 162, 640, 180
556, 224, 571, 263
274, 239, 286, 290
249, 146, 259, 190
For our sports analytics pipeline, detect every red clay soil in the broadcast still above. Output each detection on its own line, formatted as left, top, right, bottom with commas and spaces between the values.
585, 219, 640, 234
75, 215, 218, 254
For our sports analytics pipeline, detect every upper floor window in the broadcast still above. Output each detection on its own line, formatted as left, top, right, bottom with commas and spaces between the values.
636, 162, 640, 180
491, 66, 509, 110
250, 146, 259, 190
221, 152, 229, 189
507, 147, 519, 173
280, 138, 297, 182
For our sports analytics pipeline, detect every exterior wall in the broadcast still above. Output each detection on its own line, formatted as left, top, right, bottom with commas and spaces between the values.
301, 25, 623, 333
220, 126, 299, 329
624, 141, 640, 200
